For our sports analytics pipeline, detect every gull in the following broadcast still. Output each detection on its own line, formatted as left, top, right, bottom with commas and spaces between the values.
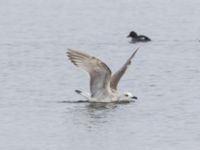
66, 48, 139, 102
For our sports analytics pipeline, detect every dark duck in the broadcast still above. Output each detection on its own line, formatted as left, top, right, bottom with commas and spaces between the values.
127, 31, 151, 43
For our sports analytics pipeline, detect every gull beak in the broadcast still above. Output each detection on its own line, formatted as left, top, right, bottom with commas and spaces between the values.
132, 96, 138, 100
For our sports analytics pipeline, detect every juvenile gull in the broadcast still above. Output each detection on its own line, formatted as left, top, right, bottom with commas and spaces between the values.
66, 48, 139, 102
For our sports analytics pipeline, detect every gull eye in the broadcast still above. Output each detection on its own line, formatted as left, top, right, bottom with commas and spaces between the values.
124, 94, 129, 97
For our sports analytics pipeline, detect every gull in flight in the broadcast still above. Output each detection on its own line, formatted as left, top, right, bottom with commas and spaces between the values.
67, 48, 139, 102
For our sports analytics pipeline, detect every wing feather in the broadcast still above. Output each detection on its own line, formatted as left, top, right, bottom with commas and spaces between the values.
110, 48, 139, 90
67, 49, 112, 98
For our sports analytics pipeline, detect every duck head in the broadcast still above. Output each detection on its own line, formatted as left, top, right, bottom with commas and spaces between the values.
127, 31, 138, 38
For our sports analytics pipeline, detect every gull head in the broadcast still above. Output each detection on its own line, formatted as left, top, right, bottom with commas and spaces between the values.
121, 92, 138, 101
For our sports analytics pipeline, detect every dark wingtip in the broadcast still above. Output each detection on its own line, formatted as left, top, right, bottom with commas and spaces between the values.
135, 47, 139, 52
66, 49, 74, 55
75, 90, 82, 94
67, 48, 72, 51
66, 49, 73, 57
129, 48, 139, 61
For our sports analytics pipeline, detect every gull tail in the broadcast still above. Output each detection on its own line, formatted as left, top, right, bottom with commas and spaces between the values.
75, 90, 90, 100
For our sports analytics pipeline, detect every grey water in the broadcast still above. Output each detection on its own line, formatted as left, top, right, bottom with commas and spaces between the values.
0, 0, 200, 149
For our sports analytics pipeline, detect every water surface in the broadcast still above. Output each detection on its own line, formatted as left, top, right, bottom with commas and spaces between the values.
0, 0, 200, 149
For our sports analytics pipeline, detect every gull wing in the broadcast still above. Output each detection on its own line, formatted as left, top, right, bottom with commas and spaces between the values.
67, 49, 112, 98
110, 48, 139, 90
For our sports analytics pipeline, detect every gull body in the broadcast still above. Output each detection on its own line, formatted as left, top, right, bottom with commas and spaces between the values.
67, 49, 138, 102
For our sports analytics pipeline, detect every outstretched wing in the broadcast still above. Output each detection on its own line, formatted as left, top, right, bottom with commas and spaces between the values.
67, 49, 112, 98
110, 48, 139, 90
